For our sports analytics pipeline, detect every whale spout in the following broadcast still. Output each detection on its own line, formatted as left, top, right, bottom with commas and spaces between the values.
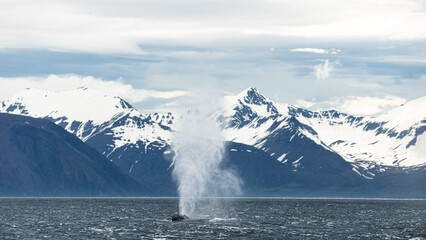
170, 214, 189, 222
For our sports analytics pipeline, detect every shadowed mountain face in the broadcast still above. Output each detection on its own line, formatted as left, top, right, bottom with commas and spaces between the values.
0, 113, 150, 197
222, 142, 371, 197
1, 88, 425, 197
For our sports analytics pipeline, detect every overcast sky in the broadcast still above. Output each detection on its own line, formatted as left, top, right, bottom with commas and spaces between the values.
0, 0, 425, 115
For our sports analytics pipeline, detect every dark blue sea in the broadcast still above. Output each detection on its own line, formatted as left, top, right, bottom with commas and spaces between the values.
0, 198, 424, 239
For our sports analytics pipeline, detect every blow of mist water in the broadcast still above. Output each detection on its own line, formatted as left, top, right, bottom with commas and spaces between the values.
171, 100, 241, 218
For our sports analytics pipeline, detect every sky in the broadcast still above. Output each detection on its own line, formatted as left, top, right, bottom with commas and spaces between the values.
0, 0, 425, 115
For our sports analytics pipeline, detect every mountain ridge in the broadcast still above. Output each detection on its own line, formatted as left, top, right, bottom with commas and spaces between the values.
0, 87, 426, 169
222, 87, 425, 168
2, 86, 425, 169
1, 86, 425, 197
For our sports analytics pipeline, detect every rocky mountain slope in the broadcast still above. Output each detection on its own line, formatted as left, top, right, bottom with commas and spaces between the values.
0, 113, 151, 196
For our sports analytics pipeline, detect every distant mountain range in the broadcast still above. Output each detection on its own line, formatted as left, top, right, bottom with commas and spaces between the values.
1, 87, 425, 197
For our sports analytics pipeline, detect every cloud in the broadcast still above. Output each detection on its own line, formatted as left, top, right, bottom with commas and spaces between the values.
297, 95, 407, 116
290, 48, 341, 54
0, 0, 426, 54
314, 59, 332, 81
0, 74, 187, 103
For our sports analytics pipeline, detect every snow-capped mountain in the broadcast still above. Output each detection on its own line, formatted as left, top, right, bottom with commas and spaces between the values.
1, 87, 134, 140
2, 86, 425, 171
1, 86, 425, 197
1, 87, 174, 189
221, 87, 426, 170
219, 88, 361, 180
294, 103, 426, 168
1, 87, 172, 143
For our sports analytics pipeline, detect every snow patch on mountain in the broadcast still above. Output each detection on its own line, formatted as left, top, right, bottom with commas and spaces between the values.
141, 112, 174, 126
109, 113, 171, 151
295, 100, 426, 167
1, 87, 132, 124
376, 96, 426, 131
414, 133, 426, 159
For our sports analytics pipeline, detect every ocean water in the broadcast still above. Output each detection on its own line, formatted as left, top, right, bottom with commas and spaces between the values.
0, 198, 424, 239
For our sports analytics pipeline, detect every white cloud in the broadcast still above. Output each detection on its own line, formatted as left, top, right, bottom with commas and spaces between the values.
0, 0, 425, 54
291, 48, 328, 54
314, 59, 332, 81
297, 95, 407, 116
0, 74, 187, 103
290, 48, 341, 54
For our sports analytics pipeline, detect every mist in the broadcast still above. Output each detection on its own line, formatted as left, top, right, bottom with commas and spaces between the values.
170, 90, 241, 218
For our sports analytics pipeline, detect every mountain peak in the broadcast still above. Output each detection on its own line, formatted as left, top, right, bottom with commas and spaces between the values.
240, 86, 260, 95
237, 87, 268, 105
219, 87, 281, 122
245, 86, 259, 92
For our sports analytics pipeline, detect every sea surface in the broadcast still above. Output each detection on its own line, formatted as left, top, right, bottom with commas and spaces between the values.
0, 198, 425, 239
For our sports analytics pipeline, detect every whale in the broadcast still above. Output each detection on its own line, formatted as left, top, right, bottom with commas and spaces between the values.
170, 214, 189, 222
